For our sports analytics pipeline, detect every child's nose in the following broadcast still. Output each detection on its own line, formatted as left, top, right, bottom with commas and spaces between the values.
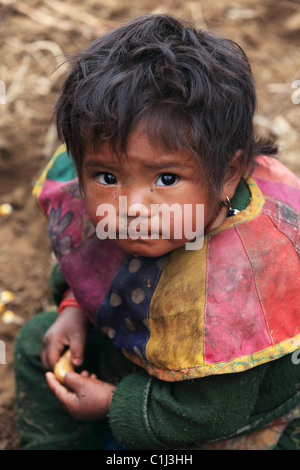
123, 187, 152, 217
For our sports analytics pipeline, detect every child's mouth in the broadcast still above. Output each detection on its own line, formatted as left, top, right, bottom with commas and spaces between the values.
116, 230, 161, 239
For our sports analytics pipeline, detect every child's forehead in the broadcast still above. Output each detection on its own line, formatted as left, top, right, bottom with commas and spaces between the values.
84, 129, 198, 169
84, 149, 199, 174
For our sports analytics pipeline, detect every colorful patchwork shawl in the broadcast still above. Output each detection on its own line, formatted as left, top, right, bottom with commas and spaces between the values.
33, 145, 300, 382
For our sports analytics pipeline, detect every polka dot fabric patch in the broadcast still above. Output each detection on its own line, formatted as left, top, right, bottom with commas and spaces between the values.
95, 254, 168, 360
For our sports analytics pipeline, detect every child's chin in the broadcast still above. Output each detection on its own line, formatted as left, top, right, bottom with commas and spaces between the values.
111, 238, 184, 258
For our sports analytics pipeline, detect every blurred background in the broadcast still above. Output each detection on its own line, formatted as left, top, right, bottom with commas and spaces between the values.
0, 0, 299, 449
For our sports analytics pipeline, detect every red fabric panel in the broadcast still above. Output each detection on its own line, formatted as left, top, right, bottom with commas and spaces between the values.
237, 213, 300, 344
204, 228, 272, 364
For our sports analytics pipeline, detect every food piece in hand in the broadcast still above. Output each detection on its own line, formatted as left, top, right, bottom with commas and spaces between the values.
0, 203, 13, 216
54, 349, 74, 383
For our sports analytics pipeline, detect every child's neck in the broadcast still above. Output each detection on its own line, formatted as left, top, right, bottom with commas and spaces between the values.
205, 204, 228, 235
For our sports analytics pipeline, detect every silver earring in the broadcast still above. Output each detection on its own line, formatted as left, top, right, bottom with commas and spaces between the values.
225, 196, 240, 217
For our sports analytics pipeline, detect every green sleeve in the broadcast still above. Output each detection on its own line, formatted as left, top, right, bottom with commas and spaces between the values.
109, 364, 267, 450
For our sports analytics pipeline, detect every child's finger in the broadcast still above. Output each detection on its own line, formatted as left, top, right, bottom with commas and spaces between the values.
63, 370, 85, 392
45, 371, 72, 404
46, 371, 84, 418
80, 370, 98, 379
80, 370, 89, 377
69, 332, 86, 366
42, 340, 66, 371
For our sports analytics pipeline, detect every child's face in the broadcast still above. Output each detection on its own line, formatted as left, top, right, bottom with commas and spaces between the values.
81, 127, 216, 257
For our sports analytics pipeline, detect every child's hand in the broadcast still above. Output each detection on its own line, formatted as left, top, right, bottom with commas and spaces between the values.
42, 304, 89, 371
45, 370, 116, 420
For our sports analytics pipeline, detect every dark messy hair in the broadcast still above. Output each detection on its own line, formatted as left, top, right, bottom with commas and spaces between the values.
55, 14, 277, 193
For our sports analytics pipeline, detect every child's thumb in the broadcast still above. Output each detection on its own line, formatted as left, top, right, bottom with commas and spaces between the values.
63, 371, 83, 392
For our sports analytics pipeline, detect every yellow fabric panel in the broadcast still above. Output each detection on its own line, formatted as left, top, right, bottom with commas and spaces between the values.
207, 174, 265, 238
124, 333, 300, 382
146, 238, 208, 370
32, 144, 67, 201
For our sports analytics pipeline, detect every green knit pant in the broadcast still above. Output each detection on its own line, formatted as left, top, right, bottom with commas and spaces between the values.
14, 310, 300, 450
14, 310, 131, 450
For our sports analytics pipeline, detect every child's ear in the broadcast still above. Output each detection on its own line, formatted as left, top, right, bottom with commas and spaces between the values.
220, 150, 245, 202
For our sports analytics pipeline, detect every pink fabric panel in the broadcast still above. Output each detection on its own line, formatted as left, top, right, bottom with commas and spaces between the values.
60, 234, 126, 324
236, 214, 300, 345
253, 156, 300, 190
39, 178, 92, 251
254, 178, 300, 213
204, 228, 272, 364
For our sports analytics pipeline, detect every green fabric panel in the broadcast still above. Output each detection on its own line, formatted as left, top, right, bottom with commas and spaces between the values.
14, 311, 100, 450
47, 150, 77, 182
231, 177, 251, 212
14, 312, 300, 449
110, 354, 300, 450
252, 354, 300, 415
49, 262, 69, 305
109, 373, 167, 450
14, 311, 134, 449
109, 364, 267, 449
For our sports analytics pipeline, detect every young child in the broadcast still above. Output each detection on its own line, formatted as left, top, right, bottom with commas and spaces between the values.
15, 14, 300, 450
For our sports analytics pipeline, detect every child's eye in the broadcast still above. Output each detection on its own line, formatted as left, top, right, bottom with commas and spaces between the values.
97, 172, 118, 185
155, 174, 179, 186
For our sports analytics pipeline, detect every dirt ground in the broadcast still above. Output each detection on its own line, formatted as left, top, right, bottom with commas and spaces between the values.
0, 0, 299, 450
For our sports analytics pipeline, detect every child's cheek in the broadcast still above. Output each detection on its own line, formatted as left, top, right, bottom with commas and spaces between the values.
83, 188, 102, 228
181, 204, 205, 241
